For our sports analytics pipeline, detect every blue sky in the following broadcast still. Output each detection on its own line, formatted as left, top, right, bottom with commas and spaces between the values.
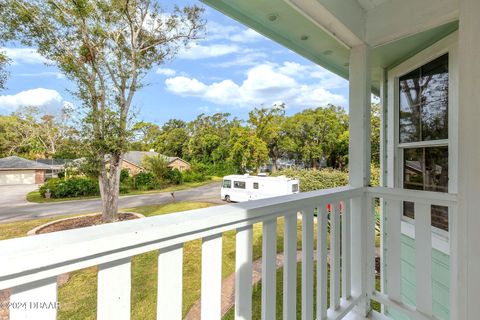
0, 0, 349, 125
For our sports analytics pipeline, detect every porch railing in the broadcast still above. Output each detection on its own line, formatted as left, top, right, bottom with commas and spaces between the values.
0, 185, 457, 320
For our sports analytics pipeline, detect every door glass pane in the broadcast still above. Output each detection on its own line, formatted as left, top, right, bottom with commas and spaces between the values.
421, 54, 449, 141
399, 69, 422, 143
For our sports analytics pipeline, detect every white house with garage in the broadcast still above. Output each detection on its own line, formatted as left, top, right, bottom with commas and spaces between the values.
1, 0, 480, 320
0, 156, 52, 185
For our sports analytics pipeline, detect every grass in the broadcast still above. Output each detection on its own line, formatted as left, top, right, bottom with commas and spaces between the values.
223, 264, 381, 320
26, 177, 222, 203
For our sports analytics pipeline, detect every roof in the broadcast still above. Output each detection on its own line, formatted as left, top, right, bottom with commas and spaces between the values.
223, 174, 298, 182
123, 151, 189, 168
0, 156, 53, 170
36, 159, 69, 166
202, 0, 458, 93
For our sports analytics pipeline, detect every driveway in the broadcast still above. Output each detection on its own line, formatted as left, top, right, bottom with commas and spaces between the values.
0, 182, 223, 223
0, 185, 38, 208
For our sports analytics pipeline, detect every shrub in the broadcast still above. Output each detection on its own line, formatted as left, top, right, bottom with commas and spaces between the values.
189, 161, 237, 177
57, 171, 65, 179
272, 168, 348, 192
182, 170, 207, 183
142, 155, 171, 184
39, 177, 99, 198
119, 184, 130, 194
120, 169, 130, 183
133, 171, 156, 190
167, 169, 183, 185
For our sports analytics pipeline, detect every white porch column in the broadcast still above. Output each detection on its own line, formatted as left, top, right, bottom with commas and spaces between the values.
456, 0, 480, 318
348, 44, 371, 316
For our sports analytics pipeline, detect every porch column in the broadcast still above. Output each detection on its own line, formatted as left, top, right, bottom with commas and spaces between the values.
348, 44, 371, 315
457, 0, 480, 318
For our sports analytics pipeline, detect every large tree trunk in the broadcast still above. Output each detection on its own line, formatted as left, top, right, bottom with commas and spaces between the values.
271, 156, 278, 173
99, 154, 122, 223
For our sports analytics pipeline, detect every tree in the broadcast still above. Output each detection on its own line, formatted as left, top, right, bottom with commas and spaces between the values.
283, 105, 348, 169
248, 104, 286, 172
130, 121, 161, 151
0, 3, 11, 90
5, 0, 205, 222
142, 154, 170, 185
229, 126, 268, 173
154, 119, 189, 157
0, 105, 78, 159
185, 113, 235, 164
371, 103, 381, 167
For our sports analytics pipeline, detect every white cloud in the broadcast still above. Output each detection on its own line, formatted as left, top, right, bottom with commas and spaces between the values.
165, 62, 347, 109
178, 43, 239, 60
231, 29, 263, 43
207, 21, 264, 43
1, 47, 50, 65
17, 71, 65, 79
0, 88, 68, 112
156, 68, 177, 76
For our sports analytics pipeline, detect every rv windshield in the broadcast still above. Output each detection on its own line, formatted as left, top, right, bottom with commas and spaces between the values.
223, 180, 231, 188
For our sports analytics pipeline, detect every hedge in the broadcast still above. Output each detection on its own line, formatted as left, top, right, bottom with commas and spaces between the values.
39, 177, 99, 198
272, 165, 380, 192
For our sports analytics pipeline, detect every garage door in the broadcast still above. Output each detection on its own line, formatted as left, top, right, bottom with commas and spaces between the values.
0, 171, 36, 185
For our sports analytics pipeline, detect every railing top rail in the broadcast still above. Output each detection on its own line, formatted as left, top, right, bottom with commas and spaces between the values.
0, 186, 362, 286
367, 186, 457, 206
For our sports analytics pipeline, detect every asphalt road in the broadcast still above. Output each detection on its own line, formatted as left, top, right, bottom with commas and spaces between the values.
0, 182, 223, 223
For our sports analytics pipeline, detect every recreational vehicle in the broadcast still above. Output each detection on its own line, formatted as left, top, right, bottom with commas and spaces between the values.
220, 174, 300, 202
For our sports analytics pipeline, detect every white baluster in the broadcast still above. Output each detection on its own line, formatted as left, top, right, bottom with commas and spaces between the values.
302, 208, 314, 320
235, 225, 253, 320
262, 218, 277, 320
97, 258, 131, 320
201, 234, 223, 320
9, 277, 57, 320
283, 214, 297, 320
330, 202, 341, 311
342, 199, 352, 300
157, 244, 183, 320
415, 202, 432, 316
386, 199, 402, 302
317, 204, 328, 320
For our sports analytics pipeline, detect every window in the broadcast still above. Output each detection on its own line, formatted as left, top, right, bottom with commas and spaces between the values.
234, 181, 246, 189
253, 182, 259, 189
223, 179, 231, 188
292, 184, 299, 192
399, 54, 449, 231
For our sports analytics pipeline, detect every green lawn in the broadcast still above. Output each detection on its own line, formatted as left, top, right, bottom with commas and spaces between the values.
26, 177, 222, 203
223, 263, 381, 320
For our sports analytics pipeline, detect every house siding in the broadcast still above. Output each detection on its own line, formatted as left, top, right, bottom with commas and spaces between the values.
385, 234, 450, 320
35, 170, 45, 184
121, 160, 142, 175
168, 159, 190, 172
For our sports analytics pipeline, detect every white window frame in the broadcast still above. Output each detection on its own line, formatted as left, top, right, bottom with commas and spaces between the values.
387, 31, 459, 255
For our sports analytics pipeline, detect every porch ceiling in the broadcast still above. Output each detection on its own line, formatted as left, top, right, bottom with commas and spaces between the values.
202, 0, 458, 94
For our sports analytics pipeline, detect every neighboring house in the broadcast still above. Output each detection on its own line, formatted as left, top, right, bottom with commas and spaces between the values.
36, 159, 69, 179
0, 156, 52, 185
121, 151, 190, 175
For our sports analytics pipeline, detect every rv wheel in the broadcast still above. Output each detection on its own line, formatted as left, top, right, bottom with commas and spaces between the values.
225, 195, 231, 202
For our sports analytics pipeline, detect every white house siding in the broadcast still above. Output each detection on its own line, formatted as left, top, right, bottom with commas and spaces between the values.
0, 170, 36, 185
